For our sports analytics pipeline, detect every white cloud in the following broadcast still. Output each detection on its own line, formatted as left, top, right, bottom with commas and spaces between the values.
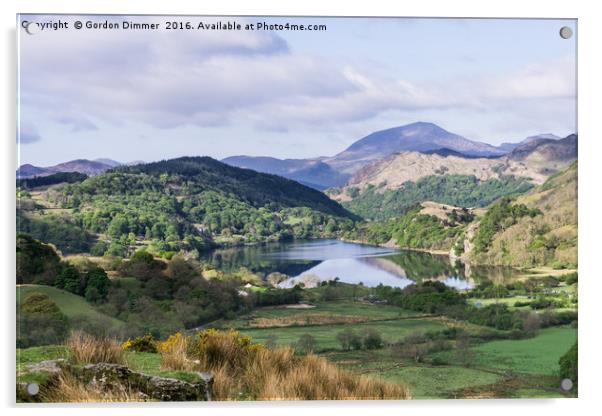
18, 15, 576, 140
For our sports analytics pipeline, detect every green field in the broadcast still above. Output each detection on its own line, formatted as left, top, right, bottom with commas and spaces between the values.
17, 284, 125, 330
239, 318, 446, 351
219, 301, 426, 329
468, 327, 576, 375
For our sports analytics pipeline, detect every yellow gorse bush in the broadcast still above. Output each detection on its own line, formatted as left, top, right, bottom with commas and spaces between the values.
121, 334, 157, 353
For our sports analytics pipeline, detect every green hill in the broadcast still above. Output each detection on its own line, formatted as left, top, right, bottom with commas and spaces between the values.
468, 162, 577, 268
20, 157, 357, 256
17, 284, 124, 330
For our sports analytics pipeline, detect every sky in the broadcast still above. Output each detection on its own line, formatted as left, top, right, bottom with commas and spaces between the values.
17, 15, 577, 166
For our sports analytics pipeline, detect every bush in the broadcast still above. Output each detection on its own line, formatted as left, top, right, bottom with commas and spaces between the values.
431, 357, 448, 366
559, 342, 577, 385
296, 333, 317, 353
17, 293, 68, 347
121, 334, 157, 353
362, 329, 383, 350
336, 328, 362, 351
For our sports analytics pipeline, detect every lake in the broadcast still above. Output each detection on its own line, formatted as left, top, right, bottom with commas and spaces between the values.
198, 239, 521, 289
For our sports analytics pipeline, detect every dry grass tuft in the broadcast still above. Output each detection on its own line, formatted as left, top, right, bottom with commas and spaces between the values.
39, 371, 146, 403
66, 331, 125, 365
160, 329, 409, 401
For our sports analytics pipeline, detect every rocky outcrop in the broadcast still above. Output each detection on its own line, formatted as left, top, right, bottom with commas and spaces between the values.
77, 363, 213, 401
18, 359, 213, 402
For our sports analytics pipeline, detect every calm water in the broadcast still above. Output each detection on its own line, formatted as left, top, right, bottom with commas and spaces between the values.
198, 239, 521, 289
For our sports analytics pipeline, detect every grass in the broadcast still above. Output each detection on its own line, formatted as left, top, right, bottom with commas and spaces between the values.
324, 348, 500, 399
469, 327, 577, 375
158, 329, 410, 400
380, 366, 501, 399
66, 331, 125, 365
17, 285, 125, 330
238, 318, 447, 351
433, 327, 577, 375
220, 301, 424, 329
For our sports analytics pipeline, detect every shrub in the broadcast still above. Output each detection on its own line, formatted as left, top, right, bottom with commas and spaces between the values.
559, 342, 577, 385
295, 333, 317, 353
156, 332, 190, 371
121, 334, 157, 353
17, 293, 68, 347
362, 329, 383, 350
66, 331, 125, 365
336, 328, 362, 351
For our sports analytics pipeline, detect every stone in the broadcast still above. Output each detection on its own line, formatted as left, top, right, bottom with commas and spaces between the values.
76, 363, 213, 401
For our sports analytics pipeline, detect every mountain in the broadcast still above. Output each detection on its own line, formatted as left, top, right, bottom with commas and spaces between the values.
224, 122, 511, 189
331, 134, 577, 220
94, 158, 122, 167
497, 133, 561, 153
16, 159, 117, 178
509, 134, 576, 162
222, 156, 350, 190
117, 156, 354, 219
324, 122, 506, 175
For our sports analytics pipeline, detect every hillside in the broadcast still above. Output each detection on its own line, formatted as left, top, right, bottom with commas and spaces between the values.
467, 162, 577, 268
19, 156, 356, 256
17, 284, 124, 330
332, 135, 577, 220
221, 122, 552, 189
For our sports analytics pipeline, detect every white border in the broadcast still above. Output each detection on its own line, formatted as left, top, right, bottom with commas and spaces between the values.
2, 1, 601, 415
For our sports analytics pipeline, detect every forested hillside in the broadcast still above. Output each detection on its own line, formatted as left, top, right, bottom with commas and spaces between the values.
17, 157, 356, 257
467, 162, 577, 268
335, 174, 533, 221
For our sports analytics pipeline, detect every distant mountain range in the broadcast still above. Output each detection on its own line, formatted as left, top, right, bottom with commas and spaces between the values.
333, 133, 577, 196
223, 122, 566, 189
17, 123, 571, 191
16, 158, 143, 179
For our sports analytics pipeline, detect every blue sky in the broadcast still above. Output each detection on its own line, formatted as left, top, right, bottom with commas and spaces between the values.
18, 15, 577, 166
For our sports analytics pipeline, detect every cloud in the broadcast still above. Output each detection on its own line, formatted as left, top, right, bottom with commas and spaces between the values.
17, 122, 41, 144
18, 15, 575, 137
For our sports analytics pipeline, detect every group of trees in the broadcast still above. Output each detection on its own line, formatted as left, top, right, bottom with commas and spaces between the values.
472, 198, 542, 253
341, 174, 533, 221
17, 234, 110, 303
336, 328, 383, 351
40, 163, 356, 256
343, 206, 469, 251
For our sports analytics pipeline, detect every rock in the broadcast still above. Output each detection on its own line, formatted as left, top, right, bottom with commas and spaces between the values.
76, 363, 213, 401
24, 359, 66, 376
18, 360, 213, 402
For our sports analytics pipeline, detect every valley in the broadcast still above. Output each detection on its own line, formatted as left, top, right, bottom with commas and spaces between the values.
16, 122, 578, 401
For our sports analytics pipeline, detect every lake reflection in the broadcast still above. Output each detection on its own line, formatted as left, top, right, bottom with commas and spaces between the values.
198, 239, 520, 289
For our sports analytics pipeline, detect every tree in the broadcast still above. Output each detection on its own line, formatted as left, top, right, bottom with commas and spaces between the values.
362, 328, 383, 350
56, 265, 82, 295
84, 267, 110, 303
559, 342, 577, 385
296, 333, 317, 353
336, 328, 360, 351
16, 234, 61, 285
522, 312, 541, 336
455, 330, 475, 367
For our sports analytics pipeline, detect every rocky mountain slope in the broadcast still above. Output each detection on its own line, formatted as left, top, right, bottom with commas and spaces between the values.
332, 134, 577, 202
223, 122, 551, 190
